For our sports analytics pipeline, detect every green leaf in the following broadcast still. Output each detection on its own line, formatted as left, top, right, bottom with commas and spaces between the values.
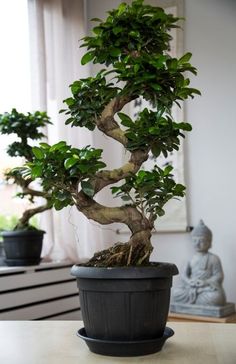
174, 184, 186, 195
118, 112, 133, 127
39, 142, 50, 149
77, 164, 90, 173
64, 97, 75, 107
156, 207, 165, 216
149, 127, 160, 135
32, 147, 44, 160
151, 83, 162, 91
151, 145, 161, 157
93, 26, 102, 35
90, 18, 102, 22
81, 181, 95, 197
31, 165, 42, 178
138, 170, 147, 179
129, 30, 140, 38
65, 118, 74, 125
95, 161, 106, 169
64, 157, 78, 170
189, 88, 201, 96
176, 122, 192, 131
168, 59, 178, 69
164, 165, 173, 176
81, 51, 95, 65
111, 186, 121, 194
178, 52, 192, 65
118, 2, 127, 15
113, 26, 123, 35
56, 191, 69, 201
54, 200, 65, 211
110, 48, 121, 57
49, 141, 67, 152
70, 82, 80, 94
125, 131, 137, 140
134, 64, 140, 73
162, 149, 168, 158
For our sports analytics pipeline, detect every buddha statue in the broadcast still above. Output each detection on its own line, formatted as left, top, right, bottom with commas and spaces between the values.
173, 220, 226, 306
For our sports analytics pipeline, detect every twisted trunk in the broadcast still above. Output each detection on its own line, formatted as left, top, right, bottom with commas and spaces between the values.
74, 191, 153, 266
92, 149, 149, 193
96, 95, 134, 146
15, 179, 51, 229
68, 93, 154, 266
16, 203, 51, 230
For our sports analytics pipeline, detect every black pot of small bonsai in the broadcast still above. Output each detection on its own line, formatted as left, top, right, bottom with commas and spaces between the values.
0, 109, 52, 266
27, 0, 200, 356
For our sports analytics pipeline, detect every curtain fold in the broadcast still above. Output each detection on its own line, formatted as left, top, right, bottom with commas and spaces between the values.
27, 0, 108, 263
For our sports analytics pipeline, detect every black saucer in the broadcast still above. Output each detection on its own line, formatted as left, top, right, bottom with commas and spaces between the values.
77, 326, 174, 357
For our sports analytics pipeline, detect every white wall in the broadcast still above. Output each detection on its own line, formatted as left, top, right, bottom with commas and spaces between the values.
86, 0, 236, 304
184, 0, 236, 303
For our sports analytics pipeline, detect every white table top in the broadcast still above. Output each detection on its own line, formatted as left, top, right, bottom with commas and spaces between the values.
0, 321, 235, 364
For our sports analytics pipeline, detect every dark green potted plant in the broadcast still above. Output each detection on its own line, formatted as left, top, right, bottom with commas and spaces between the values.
0, 109, 52, 266
28, 0, 200, 356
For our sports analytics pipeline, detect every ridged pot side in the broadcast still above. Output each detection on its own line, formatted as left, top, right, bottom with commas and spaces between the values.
2, 230, 44, 266
71, 263, 178, 341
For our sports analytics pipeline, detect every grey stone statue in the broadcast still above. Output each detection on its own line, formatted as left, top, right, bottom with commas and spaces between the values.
171, 220, 235, 317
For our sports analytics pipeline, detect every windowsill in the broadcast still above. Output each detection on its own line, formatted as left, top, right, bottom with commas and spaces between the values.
0, 259, 74, 272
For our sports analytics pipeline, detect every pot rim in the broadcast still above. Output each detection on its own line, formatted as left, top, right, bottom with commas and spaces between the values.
1, 229, 45, 237
71, 262, 178, 279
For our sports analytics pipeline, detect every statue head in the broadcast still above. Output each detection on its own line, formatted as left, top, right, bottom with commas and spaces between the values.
191, 219, 212, 252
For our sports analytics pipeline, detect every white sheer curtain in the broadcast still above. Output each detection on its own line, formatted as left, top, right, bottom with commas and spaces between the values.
28, 0, 110, 263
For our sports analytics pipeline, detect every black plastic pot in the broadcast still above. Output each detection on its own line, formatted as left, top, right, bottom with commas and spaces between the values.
71, 262, 178, 356
0, 242, 5, 257
2, 229, 44, 266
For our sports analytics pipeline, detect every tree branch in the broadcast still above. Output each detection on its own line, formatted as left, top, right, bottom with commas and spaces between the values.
22, 186, 50, 198
92, 149, 149, 193
17, 203, 51, 229
96, 95, 134, 146
74, 191, 151, 234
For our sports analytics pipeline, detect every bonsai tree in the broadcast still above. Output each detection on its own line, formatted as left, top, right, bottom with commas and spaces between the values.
28, 0, 200, 266
0, 109, 52, 230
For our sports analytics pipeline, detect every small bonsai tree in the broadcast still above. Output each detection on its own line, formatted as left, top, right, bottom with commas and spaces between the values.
0, 108, 52, 230
28, 0, 200, 266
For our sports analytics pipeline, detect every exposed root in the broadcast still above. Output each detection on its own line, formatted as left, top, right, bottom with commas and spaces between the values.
83, 241, 153, 267
127, 245, 133, 266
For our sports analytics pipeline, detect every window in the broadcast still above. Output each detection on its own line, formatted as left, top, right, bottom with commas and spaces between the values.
0, 0, 31, 222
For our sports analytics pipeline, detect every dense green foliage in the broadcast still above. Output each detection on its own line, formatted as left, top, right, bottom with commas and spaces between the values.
0, 109, 52, 230
0, 109, 51, 160
118, 108, 192, 156
62, 71, 119, 129
111, 165, 185, 220
81, 0, 181, 66
27, 142, 106, 210
61, 0, 199, 129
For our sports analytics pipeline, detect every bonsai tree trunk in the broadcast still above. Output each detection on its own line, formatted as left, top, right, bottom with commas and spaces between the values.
12, 175, 52, 230
74, 192, 153, 266
16, 203, 51, 230
66, 94, 154, 266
